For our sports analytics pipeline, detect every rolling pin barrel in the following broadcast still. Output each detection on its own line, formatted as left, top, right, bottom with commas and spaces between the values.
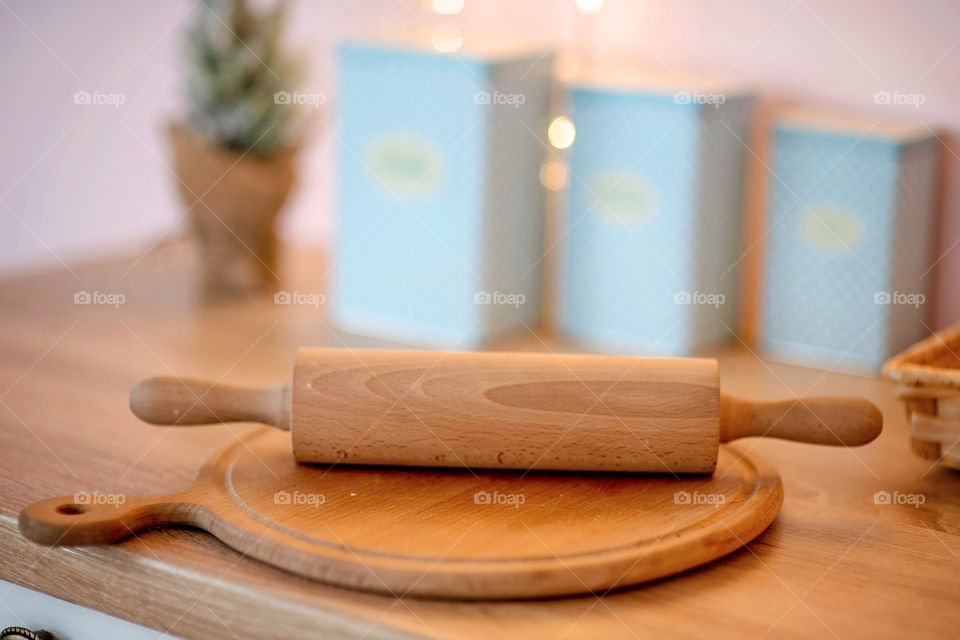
129, 348, 882, 473
289, 349, 721, 473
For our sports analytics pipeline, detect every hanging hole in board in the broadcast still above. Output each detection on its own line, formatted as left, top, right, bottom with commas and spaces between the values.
56, 503, 89, 515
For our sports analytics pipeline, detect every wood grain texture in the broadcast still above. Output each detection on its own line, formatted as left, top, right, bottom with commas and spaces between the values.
291, 348, 720, 473
0, 245, 958, 639
18, 429, 782, 599
128, 351, 880, 473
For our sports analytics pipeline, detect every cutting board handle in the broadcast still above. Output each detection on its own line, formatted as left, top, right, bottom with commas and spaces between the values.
18, 494, 196, 546
129, 377, 291, 430
719, 396, 882, 446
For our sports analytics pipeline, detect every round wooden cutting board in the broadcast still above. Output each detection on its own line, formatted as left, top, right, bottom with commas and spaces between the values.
20, 428, 783, 600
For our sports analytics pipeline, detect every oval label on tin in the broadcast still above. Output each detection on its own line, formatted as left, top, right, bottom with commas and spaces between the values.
590, 173, 658, 223
801, 206, 862, 251
367, 134, 443, 198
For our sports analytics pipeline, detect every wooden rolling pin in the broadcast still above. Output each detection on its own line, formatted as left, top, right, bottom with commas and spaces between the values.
130, 348, 882, 473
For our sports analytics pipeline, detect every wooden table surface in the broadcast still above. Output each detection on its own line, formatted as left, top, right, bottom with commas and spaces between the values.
0, 244, 958, 639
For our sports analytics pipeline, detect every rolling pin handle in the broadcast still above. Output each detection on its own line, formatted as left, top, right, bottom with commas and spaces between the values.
718, 395, 882, 446
129, 377, 291, 430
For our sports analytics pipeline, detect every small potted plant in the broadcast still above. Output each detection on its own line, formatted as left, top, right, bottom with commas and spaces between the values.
171, 0, 300, 298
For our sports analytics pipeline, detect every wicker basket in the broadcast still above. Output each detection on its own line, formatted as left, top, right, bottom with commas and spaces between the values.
882, 323, 960, 470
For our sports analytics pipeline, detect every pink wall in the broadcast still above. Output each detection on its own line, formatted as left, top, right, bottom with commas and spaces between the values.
1, 0, 957, 330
